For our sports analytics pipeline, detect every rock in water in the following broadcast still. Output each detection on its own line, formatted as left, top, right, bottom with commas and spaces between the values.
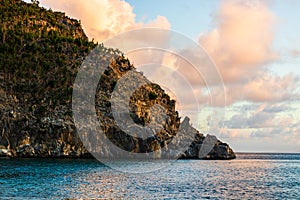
198, 135, 218, 159
178, 117, 236, 160
204, 142, 236, 160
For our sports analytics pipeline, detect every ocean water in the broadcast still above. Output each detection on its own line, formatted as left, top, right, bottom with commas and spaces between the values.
0, 153, 299, 199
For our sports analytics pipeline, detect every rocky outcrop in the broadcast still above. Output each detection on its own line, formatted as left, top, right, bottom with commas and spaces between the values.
0, 0, 235, 160
177, 117, 235, 160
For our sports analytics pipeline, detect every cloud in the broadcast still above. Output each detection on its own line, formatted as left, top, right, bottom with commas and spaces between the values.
220, 123, 300, 152
290, 50, 300, 58
199, 0, 278, 83
232, 73, 298, 103
223, 103, 295, 129
195, 0, 300, 106
220, 127, 251, 139
197, 72, 299, 106
223, 113, 274, 129
40, 0, 170, 42
262, 104, 291, 113
218, 100, 300, 152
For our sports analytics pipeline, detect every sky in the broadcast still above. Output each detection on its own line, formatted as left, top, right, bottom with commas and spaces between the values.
26, 0, 300, 153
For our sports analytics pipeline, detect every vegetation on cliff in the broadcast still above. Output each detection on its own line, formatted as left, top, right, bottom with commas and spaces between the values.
0, 0, 235, 159
1, 0, 95, 106
1, 0, 102, 156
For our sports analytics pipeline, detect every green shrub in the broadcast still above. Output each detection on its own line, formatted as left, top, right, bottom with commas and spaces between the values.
148, 91, 158, 100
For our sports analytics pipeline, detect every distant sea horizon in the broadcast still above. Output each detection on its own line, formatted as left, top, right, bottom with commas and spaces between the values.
1, 152, 299, 199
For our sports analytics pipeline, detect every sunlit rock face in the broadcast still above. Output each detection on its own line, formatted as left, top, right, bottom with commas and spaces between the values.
0, 0, 235, 160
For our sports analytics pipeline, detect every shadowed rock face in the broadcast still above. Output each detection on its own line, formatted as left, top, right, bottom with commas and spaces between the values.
178, 117, 236, 160
0, 0, 235, 160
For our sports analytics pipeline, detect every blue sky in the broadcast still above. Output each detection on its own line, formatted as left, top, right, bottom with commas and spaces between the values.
33, 0, 300, 152
126, 0, 219, 39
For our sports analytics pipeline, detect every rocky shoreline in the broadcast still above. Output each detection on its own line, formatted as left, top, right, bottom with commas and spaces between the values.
0, 0, 236, 160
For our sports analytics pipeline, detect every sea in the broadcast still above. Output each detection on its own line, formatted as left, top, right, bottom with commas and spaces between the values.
0, 153, 299, 199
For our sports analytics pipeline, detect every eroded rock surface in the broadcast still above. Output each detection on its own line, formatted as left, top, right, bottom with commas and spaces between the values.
0, 0, 235, 160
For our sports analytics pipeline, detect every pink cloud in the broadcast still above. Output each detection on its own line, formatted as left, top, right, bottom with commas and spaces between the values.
199, 0, 278, 83
40, 0, 170, 42
290, 50, 300, 58
241, 73, 297, 102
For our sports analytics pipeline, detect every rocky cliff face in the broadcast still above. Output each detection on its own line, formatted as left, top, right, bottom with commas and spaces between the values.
0, 0, 235, 159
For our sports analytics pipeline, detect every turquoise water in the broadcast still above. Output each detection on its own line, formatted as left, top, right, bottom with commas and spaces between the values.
0, 153, 299, 199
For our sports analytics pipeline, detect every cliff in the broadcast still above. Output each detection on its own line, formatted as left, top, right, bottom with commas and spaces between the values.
0, 0, 235, 159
